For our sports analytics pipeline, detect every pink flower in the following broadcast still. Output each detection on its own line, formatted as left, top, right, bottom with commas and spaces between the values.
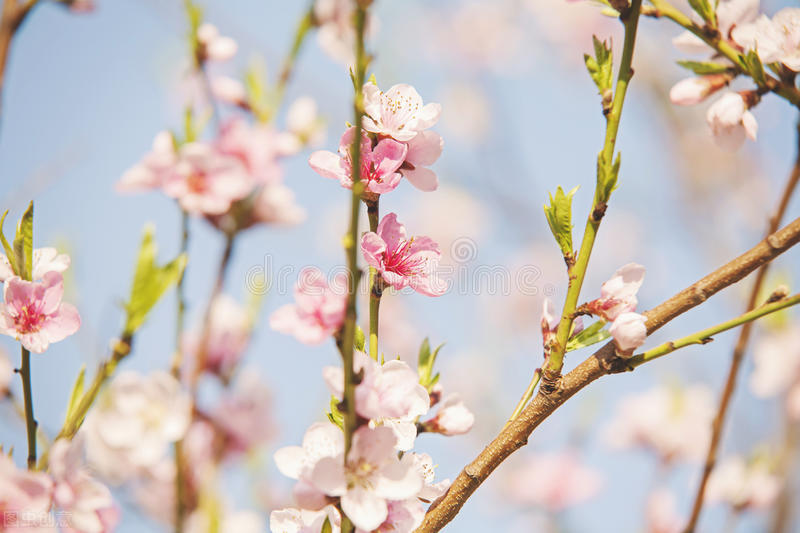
0, 348, 11, 395
645, 489, 684, 533
706, 455, 781, 510
733, 8, 800, 72
274, 422, 345, 510
217, 118, 289, 185
211, 76, 247, 107
505, 450, 602, 512
359, 498, 424, 533
423, 394, 474, 436
705, 92, 758, 150
309, 127, 407, 194
309, 426, 423, 531
0, 272, 81, 353
587, 263, 645, 321
406, 452, 450, 503
324, 352, 430, 450
269, 505, 341, 533
161, 142, 253, 215
249, 184, 306, 226
49, 437, 119, 533
117, 131, 176, 192
400, 129, 443, 192
196, 23, 237, 62
0, 248, 71, 282
212, 369, 275, 456
609, 312, 647, 355
0, 454, 54, 533
184, 294, 251, 379
313, 0, 376, 65
361, 213, 444, 296
750, 327, 800, 398
269, 268, 348, 345
604, 384, 715, 463
287, 97, 325, 148
669, 75, 730, 106
362, 83, 441, 142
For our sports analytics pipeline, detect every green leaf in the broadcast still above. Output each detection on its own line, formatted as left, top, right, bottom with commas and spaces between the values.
123, 225, 188, 336
676, 60, 731, 75
543, 186, 579, 259
321, 518, 332, 533
64, 365, 86, 424
0, 210, 17, 275
418, 338, 444, 391
687, 0, 714, 25
326, 396, 344, 429
596, 152, 621, 204
244, 59, 271, 122
742, 50, 766, 85
566, 320, 611, 352
354, 325, 366, 352
584, 36, 614, 94
13, 202, 33, 280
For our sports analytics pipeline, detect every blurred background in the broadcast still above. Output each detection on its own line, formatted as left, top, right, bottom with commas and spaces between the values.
0, 0, 799, 531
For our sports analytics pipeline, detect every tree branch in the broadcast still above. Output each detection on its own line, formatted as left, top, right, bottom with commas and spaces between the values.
415, 215, 800, 532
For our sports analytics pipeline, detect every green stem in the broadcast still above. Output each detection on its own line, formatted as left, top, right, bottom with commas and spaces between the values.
366, 197, 381, 361
505, 368, 541, 427
545, 0, 643, 377
274, 3, 314, 111
648, 0, 800, 107
170, 211, 190, 378
627, 293, 800, 368
18, 346, 36, 469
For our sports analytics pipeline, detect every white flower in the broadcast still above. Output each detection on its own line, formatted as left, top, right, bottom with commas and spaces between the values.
362, 83, 441, 142
0, 247, 71, 282
196, 23, 238, 62
733, 8, 800, 71
705, 92, 758, 150
706, 455, 781, 510
269, 505, 341, 533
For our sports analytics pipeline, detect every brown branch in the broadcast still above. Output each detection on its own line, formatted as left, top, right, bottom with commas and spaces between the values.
415, 215, 800, 532
683, 120, 800, 533
0, 0, 38, 124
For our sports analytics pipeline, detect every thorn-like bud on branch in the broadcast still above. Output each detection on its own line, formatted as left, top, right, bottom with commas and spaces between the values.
766, 285, 790, 303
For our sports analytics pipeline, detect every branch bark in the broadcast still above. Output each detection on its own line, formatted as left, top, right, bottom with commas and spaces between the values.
0, 0, 37, 124
415, 215, 800, 532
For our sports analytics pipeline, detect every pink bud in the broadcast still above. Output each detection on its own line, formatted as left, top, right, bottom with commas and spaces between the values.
669, 75, 729, 106
427, 394, 474, 436
609, 312, 647, 355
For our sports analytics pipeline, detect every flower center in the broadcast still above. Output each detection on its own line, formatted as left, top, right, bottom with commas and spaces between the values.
14, 304, 46, 334
384, 238, 426, 277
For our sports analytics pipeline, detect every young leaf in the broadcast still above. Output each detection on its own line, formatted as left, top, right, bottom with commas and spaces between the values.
584, 36, 613, 95
566, 320, 611, 352
321, 518, 332, 533
123, 225, 188, 336
418, 338, 444, 391
687, 0, 715, 25
596, 152, 621, 204
0, 210, 17, 275
355, 325, 366, 352
64, 365, 86, 425
543, 186, 579, 259
676, 60, 731, 75
742, 50, 766, 85
327, 396, 344, 430
13, 201, 33, 281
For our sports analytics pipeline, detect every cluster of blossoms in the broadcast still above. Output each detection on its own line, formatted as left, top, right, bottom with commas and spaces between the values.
669, 1, 800, 150
269, 81, 474, 533
0, 247, 80, 353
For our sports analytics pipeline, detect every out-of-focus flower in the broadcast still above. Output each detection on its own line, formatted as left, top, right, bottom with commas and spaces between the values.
309, 127, 407, 195
49, 437, 119, 533
0, 272, 81, 353
750, 326, 800, 419
83, 371, 192, 482
211, 76, 248, 108
0, 348, 11, 395
269, 267, 348, 345
185, 508, 265, 533
184, 293, 250, 380
422, 393, 474, 436
587, 263, 645, 322
287, 97, 325, 148
733, 8, 800, 71
645, 489, 684, 533
64, 0, 94, 13
313, 0, 376, 65
0, 248, 71, 283
131, 459, 176, 524
309, 426, 423, 531
274, 422, 344, 510
609, 312, 647, 355
217, 118, 289, 185
706, 455, 781, 510
196, 23, 238, 62
324, 351, 430, 450
212, 369, 275, 456
440, 84, 490, 143
705, 92, 758, 150
269, 505, 341, 533
117, 131, 177, 193
361, 213, 444, 297
669, 74, 731, 106
673, 0, 760, 54
161, 142, 253, 216
0, 453, 54, 533
504, 450, 603, 512
249, 184, 307, 226
604, 384, 715, 463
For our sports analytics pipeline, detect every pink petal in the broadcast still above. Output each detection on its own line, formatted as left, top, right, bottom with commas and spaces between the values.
341, 486, 388, 532
43, 302, 81, 344
310, 456, 347, 497
360, 232, 387, 269
404, 130, 443, 167
401, 166, 439, 192
376, 213, 407, 252
309, 150, 347, 182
